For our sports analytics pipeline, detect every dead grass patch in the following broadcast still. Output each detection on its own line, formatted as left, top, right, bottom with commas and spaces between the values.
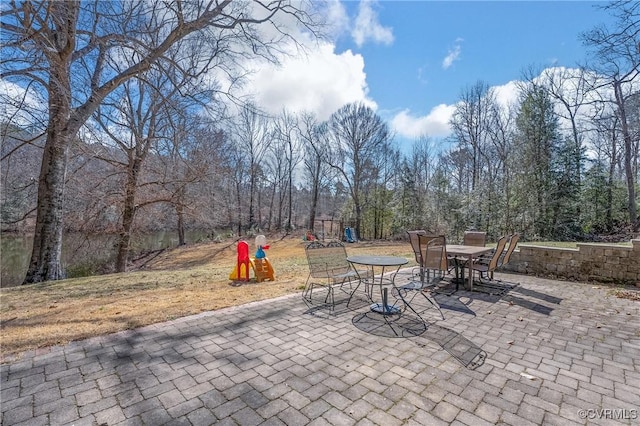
0, 236, 413, 362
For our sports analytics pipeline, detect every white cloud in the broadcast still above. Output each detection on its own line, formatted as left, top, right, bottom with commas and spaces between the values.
391, 104, 456, 139
492, 80, 520, 108
0, 79, 47, 128
242, 42, 376, 120
324, 0, 350, 37
442, 38, 463, 70
352, 0, 394, 47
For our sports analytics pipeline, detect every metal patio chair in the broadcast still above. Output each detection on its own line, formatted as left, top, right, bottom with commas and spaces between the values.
463, 230, 487, 247
302, 241, 368, 311
407, 230, 439, 282
472, 235, 510, 291
394, 235, 446, 321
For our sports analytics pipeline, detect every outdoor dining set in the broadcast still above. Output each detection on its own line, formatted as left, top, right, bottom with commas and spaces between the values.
301, 230, 520, 327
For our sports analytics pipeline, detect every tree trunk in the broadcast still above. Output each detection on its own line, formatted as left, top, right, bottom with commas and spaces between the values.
308, 163, 320, 231
116, 160, 140, 272
24, 61, 74, 284
615, 81, 638, 227
24, 129, 70, 283
248, 167, 256, 230
267, 182, 276, 230
177, 198, 185, 246
236, 179, 243, 236
277, 183, 285, 230
287, 164, 293, 232
355, 202, 362, 241
606, 133, 617, 232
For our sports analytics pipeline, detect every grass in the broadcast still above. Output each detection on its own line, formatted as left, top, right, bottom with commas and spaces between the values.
0, 237, 414, 362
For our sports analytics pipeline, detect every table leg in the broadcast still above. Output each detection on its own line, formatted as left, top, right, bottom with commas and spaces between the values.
468, 256, 474, 291
382, 287, 389, 314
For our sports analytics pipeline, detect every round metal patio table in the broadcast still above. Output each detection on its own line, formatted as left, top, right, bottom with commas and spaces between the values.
346, 255, 408, 315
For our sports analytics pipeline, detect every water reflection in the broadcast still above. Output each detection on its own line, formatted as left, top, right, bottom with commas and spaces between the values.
1, 230, 211, 287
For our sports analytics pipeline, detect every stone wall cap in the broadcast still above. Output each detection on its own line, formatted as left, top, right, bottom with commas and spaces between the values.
519, 244, 578, 252
576, 242, 632, 250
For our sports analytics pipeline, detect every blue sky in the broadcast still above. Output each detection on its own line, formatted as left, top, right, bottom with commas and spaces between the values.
0, 1, 618, 153
240, 1, 617, 151
338, 1, 610, 115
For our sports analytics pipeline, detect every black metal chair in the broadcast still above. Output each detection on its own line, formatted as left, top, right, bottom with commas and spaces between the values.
394, 235, 446, 321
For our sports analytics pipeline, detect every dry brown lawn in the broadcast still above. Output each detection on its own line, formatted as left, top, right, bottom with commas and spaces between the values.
0, 236, 414, 362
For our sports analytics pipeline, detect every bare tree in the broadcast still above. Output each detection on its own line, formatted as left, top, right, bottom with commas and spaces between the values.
299, 113, 332, 232
367, 141, 399, 239
226, 143, 249, 235
93, 68, 188, 272
272, 110, 301, 232
581, 0, 640, 229
1, 0, 322, 283
264, 128, 287, 230
450, 81, 494, 191
395, 136, 437, 231
230, 103, 272, 233
485, 96, 517, 233
324, 102, 392, 239
537, 67, 590, 190
183, 122, 231, 234
159, 115, 225, 247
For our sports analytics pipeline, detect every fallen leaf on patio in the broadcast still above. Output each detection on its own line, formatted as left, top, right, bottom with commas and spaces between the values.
592, 286, 600, 289
596, 324, 602, 328
520, 372, 537, 380
509, 301, 514, 305
487, 311, 493, 314
507, 340, 514, 345
518, 316, 523, 321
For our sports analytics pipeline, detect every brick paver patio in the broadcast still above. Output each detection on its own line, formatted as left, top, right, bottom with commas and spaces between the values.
1, 272, 639, 425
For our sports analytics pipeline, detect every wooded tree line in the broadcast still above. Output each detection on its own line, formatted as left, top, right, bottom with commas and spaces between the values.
1, 1, 638, 283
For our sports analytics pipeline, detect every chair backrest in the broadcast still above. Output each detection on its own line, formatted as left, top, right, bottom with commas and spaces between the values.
487, 235, 509, 271
501, 233, 520, 265
463, 231, 486, 247
305, 241, 350, 278
419, 235, 448, 272
407, 230, 428, 265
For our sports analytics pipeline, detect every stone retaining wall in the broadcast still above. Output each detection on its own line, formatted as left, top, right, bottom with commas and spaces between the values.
502, 239, 640, 284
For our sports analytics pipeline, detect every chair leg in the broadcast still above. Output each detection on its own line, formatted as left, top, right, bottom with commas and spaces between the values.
346, 279, 363, 307
395, 289, 425, 323
474, 271, 515, 294
303, 275, 313, 301
395, 284, 445, 321
420, 291, 444, 320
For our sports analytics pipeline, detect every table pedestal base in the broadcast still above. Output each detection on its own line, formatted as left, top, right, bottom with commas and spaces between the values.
370, 303, 401, 315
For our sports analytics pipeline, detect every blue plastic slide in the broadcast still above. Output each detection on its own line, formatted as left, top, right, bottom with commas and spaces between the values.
344, 227, 356, 243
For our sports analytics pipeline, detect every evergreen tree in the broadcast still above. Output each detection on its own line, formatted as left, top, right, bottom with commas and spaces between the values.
514, 86, 562, 239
